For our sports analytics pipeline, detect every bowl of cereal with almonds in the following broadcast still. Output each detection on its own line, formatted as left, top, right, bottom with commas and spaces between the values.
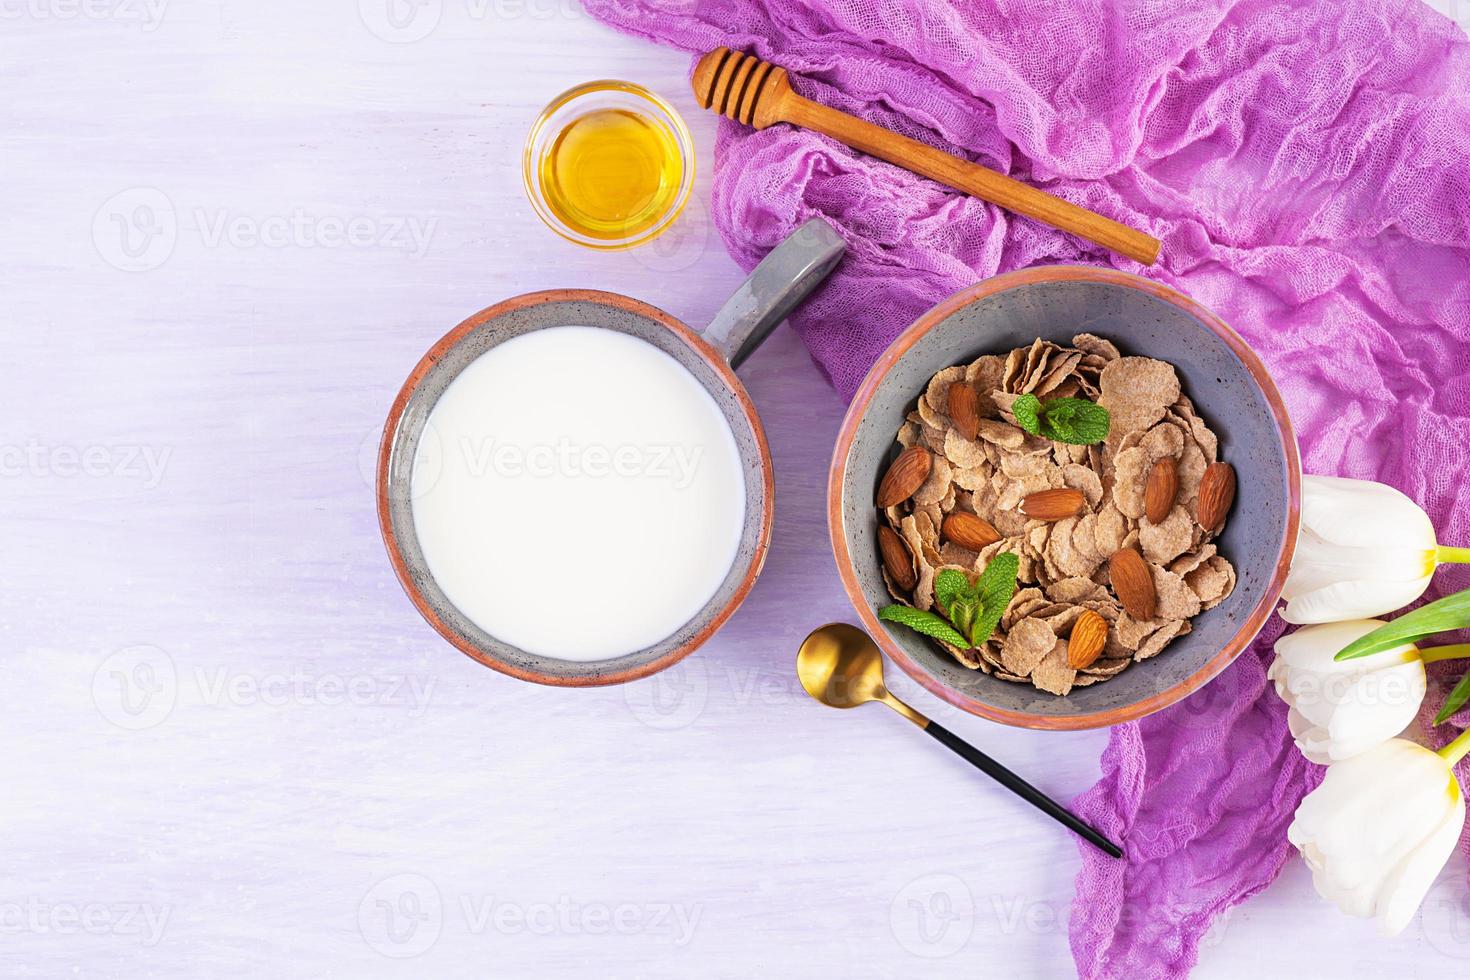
829, 266, 1301, 730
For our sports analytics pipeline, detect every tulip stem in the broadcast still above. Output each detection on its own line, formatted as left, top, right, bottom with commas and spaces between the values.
1421, 644, 1470, 664
1439, 546, 1470, 565
1440, 727, 1470, 767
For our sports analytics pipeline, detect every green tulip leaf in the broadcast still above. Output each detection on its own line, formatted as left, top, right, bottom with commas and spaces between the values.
1335, 589, 1470, 660
1434, 668, 1470, 726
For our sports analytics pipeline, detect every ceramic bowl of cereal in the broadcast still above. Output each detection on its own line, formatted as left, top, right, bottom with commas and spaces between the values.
828, 266, 1301, 730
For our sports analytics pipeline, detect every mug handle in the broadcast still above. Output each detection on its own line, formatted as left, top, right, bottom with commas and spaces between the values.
704, 217, 846, 370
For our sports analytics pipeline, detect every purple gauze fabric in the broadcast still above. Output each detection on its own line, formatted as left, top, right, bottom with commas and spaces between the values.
578, 0, 1470, 975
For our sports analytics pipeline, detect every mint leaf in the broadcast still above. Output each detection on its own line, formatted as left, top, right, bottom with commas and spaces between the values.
1336, 589, 1470, 660
1012, 393, 1042, 436
933, 568, 970, 617
878, 605, 970, 648
969, 552, 1020, 646
1434, 668, 1470, 726
1038, 397, 1111, 445
1011, 393, 1110, 445
949, 596, 979, 640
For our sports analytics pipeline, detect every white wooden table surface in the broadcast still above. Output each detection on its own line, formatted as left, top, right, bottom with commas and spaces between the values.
4, 1, 1469, 976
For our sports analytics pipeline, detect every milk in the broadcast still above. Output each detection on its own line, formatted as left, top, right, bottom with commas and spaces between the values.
410, 326, 746, 661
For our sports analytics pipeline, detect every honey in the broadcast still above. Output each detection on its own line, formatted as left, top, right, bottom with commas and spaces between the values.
536, 108, 684, 242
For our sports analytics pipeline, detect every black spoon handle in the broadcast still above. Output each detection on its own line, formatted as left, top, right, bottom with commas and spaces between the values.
924, 721, 1123, 859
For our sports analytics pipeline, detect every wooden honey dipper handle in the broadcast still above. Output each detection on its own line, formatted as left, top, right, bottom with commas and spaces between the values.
692, 48, 1160, 266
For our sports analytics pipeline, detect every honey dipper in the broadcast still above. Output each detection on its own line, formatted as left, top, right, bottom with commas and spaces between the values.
692, 48, 1161, 266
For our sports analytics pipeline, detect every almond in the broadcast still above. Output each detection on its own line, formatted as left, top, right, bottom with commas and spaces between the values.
878, 525, 917, 592
1197, 462, 1237, 533
947, 382, 981, 442
1067, 609, 1108, 670
1144, 457, 1179, 524
875, 446, 932, 509
1019, 488, 1085, 521
942, 511, 1001, 551
1109, 547, 1156, 621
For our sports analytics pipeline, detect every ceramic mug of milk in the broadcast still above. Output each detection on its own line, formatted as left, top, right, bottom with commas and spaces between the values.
377, 219, 844, 685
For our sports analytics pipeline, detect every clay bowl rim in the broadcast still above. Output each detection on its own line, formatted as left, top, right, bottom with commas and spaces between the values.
377, 288, 776, 687
827, 265, 1301, 730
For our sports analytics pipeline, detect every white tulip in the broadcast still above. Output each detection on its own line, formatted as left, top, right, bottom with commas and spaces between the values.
1289, 738, 1467, 936
1280, 475, 1469, 625
1270, 620, 1426, 764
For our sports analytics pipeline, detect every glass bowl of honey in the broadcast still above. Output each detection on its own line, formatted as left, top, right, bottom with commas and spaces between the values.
523, 80, 696, 250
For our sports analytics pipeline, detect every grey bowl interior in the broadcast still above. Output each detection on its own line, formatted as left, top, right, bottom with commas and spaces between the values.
837, 277, 1295, 724
383, 296, 769, 683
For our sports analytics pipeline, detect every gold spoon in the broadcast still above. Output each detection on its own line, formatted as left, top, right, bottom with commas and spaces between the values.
797, 623, 1123, 858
